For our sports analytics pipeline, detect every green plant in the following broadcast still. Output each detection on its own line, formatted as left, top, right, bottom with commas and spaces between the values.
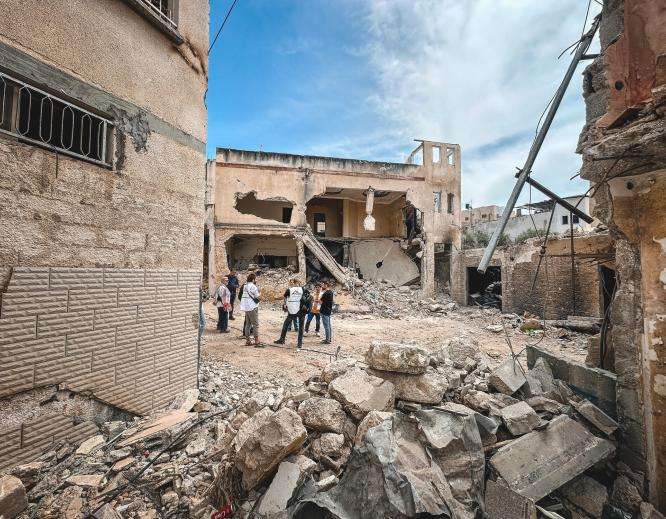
462, 229, 509, 249
514, 228, 544, 244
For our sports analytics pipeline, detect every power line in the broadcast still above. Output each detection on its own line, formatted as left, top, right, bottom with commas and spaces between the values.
208, 0, 239, 55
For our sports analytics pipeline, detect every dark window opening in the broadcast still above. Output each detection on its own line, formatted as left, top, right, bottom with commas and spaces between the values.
599, 265, 617, 371
282, 207, 293, 224
572, 214, 580, 224
447, 193, 454, 214
434, 243, 452, 286
314, 213, 326, 237
467, 266, 502, 309
562, 215, 569, 225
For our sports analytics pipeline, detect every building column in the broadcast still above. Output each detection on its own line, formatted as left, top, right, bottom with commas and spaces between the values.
296, 237, 307, 284
421, 240, 435, 297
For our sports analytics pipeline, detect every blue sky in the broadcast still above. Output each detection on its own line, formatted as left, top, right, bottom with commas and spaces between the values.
207, 0, 600, 206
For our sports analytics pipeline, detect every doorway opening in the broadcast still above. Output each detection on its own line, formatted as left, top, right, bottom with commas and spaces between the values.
467, 266, 502, 309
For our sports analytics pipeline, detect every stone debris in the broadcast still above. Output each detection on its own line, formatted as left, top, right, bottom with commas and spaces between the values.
489, 357, 527, 395
0, 475, 27, 519
328, 368, 396, 420
499, 401, 541, 435
490, 415, 616, 500
485, 479, 537, 519
364, 340, 430, 374
0, 339, 645, 519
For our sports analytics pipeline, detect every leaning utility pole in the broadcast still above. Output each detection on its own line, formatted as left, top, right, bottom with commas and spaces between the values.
477, 15, 601, 273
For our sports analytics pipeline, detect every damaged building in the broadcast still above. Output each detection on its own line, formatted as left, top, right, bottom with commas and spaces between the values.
205, 140, 461, 295
0, 0, 208, 472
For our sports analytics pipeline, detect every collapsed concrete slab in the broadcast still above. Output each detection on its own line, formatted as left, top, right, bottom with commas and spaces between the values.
570, 398, 619, 436
365, 341, 430, 374
490, 415, 615, 501
499, 402, 540, 436
292, 409, 484, 519
560, 475, 608, 518
349, 239, 420, 287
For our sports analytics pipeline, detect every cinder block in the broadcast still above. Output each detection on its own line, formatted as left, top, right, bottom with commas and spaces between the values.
171, 299, 197, 318
66, 328, 115, 356
145, 270, 179, 287
34, 352, 92, 388
1, 289, 68, 318
118, 286, 157, 307
138, 302, 171, 321
103, 268, 145, 289
94, 306, 137, 329
156, 285, 187, 303
38, 310, 93, 338
22, 414, 72, 449
0, 364, 34, 397
177, 270, 201, 286
68, 287, 118, 312
5, 267, 50, 292
0, 316, 37, 347
49, 268, 103, 290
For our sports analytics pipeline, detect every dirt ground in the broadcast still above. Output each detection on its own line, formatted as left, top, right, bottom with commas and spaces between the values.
202, 300, 588, 385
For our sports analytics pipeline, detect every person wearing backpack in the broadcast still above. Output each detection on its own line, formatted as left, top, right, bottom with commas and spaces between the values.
274, 277, 310, 350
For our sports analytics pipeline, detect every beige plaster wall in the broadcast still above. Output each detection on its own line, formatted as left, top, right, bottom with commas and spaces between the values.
0, 0, 209, 141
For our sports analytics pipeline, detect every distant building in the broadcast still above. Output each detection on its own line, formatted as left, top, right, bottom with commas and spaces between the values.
461, 205, 505, 229
465, 195, 592, 239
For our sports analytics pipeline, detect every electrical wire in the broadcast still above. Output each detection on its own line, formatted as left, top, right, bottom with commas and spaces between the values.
208, 0, 240, 54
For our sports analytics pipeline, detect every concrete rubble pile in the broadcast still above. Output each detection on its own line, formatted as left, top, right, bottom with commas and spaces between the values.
0, 344, 656, 518
201, 340, 653, 519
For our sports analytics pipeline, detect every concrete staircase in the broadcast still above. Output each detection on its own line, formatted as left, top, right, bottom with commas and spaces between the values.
299, 228, 350, 285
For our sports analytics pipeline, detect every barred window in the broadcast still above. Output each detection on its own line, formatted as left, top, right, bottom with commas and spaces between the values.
0, 71, 114, 167
141, 0, 178, 28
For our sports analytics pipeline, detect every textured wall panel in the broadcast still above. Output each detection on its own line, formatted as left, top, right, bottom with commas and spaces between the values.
0, 266, 200, 471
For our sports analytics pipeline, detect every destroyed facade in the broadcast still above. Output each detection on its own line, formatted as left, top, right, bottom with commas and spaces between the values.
577, 0, 666, 508
205, 141, 461, 295
0, 0, 208, 471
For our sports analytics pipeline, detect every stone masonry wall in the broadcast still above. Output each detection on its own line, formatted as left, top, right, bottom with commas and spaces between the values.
0, 266, 199, 470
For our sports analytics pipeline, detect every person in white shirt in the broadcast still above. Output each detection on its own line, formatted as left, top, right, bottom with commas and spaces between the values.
274, 277, 308, 350
239, 273, 261, 347
213, 276, 231, 333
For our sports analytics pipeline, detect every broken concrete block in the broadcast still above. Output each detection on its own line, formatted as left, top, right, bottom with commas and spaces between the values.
9, 461, 48, 487
432, 335, 479, 368
233, 407, 274, 452
243, 389, 278, 416
75, 434, 105, 455
311, 433, 345, 459
365, 341, 430, 374
500, 401, 540, 436
368, 366, 448, 404
321, 357, 358, 383
570, 398, 618, 435
528, 357, 557, 394
487, 324, 504, 333
520, 318, 543, 332
462, 389, 518, 413
315, 474, 338, 492
285, 454, 317, 475
297, 397, 348, 434
489, 358, 527, 395
640, 502, 666, 519
185, 436, 207, 457
0, 476, 27, 519
236, 408, 307, 490
438, 402, 500, 447
66, 474, 105, 489
170, 388, 200, 412
354, 410, 392, 446
256, 461, 305, 516
490, 415, 615, 500
329, 368, 395, 421
525, 395, 564, 414
560, 475, 608, 518
93, 503, 122, 519
485, 479, 537, 519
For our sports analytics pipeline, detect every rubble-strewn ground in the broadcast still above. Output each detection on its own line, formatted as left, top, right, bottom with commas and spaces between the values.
5, 279, 648, 519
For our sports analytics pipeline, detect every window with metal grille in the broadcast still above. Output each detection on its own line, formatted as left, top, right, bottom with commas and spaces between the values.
0, 71, 114, 167
140, 0, 178, 28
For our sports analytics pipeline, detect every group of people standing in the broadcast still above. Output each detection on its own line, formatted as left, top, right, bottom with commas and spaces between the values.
211, 271, 334, 350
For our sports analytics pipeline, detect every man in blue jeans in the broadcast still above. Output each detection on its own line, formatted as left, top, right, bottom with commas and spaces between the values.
319, 282, 334, 344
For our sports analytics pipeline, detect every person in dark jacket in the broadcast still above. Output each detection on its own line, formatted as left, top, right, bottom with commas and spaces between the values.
319, 282, 334, 344
227, 270, 239, 320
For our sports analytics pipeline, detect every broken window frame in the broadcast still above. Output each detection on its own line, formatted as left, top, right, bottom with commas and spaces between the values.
434, 191, 442, 213
447, 193, 454, 214
0, 70, 114, 168
137, 0, 178, 28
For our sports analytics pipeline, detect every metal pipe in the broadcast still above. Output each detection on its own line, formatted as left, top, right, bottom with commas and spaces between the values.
477, 15, 600, 273
521, 175, 594, 224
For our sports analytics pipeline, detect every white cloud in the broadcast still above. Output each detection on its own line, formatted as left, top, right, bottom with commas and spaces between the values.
356, 0, 600, 205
